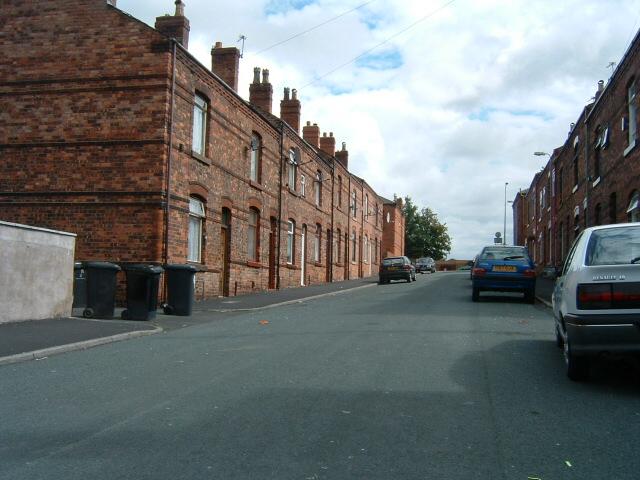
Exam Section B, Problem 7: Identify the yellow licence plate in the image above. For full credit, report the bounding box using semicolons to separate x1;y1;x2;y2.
388;267;398;271
493;265;516;272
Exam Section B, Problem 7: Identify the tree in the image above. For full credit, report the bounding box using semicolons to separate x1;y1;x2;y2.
402;196;451;260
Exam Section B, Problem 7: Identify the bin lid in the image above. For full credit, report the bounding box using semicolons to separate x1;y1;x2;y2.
122;264;164;274
74;262;84;268
165;264;199;272
84;261;121;271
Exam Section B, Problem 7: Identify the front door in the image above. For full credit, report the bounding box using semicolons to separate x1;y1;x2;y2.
268;217;277;289
301;225;307;286
220;208;231;296
326;228;331;282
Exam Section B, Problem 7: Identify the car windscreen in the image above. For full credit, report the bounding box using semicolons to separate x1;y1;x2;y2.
416;258;428;263
480;247;528;261
585;226;640;265
382;258;404;266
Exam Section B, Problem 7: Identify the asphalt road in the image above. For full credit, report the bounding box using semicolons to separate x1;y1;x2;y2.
2;273;640;479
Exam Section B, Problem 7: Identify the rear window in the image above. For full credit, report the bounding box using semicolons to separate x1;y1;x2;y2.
382;257;404;266
585;226;640;265
480;247;528;261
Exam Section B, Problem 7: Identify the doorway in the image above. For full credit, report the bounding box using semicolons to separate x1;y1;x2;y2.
220;208;231;296
301;224;307;286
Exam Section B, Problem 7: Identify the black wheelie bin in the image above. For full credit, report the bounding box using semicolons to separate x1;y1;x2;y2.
163;264;197;316
121;264;163;321
83;261;121;318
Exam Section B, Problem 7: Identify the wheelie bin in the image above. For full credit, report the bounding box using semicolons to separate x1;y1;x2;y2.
121;264;163;321
73;262;87;308
163;264;198;316
83;261;121;318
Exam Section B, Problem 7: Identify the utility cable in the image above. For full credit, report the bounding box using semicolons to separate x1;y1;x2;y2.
302;0;457;88
252;1;377;56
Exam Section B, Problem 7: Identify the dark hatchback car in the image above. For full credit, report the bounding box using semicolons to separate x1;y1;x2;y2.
471;246;536;303
379;256;416;284
415;257;436;273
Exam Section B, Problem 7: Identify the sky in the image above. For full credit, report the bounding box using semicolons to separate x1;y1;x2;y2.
119;0;640;259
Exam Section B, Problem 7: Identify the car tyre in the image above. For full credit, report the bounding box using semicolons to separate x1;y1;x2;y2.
472;287;480;302
564;339;589;381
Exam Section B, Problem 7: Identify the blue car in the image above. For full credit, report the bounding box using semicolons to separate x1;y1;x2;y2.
471;245;536;303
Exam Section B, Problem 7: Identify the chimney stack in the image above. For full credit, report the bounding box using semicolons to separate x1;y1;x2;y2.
302;121;320;148
280;87;301;133
319;132;336;156
211;41;240;91
155;0;190;48
335;142;349;169
249;67;273;113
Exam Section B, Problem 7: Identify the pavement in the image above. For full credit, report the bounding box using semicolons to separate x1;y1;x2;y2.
0;276;378;366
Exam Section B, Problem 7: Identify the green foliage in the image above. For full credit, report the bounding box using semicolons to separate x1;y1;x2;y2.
402;196;451;260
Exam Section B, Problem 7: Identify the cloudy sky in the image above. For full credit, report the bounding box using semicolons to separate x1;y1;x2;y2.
120;0;640;259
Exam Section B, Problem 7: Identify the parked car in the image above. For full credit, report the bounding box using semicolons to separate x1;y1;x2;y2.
471;246;536;302
379;256;416;283
415;257;436;273
552;223;640;381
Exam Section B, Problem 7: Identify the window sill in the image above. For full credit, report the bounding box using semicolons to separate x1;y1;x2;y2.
287;187;298;197
246;260;261;268
191;151;211;166
249;180;263;191
624;140;636;157
571;185;578;194
592;176;601;188
315;205;323;211
284;263;298;270
314;261;323;267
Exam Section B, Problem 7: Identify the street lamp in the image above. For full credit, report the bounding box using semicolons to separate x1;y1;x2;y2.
503;182;508;245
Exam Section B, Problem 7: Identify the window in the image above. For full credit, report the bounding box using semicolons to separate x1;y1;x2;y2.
288;149;297;190
250;134;261;182
573;154;579;188
628;80;637;147
286;220;295;264
337;176;342;207
300;175;306;197
314;224;321;262
248;208;259;261
315;171;322;207
627;191;640;222
351;230;356;262
375;204;379;226
558;167;563;204
364;195;369;220
363;235;369;263
374;238;378;263
192;94;207;156
336;229;342;263
593;126;602;180
188;197;205;262
351;190;357;218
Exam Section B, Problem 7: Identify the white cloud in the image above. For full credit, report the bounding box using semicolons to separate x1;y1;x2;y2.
119;0;640;258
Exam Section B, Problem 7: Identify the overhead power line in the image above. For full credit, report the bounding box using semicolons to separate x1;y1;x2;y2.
302;0;458;88
252;1;377;56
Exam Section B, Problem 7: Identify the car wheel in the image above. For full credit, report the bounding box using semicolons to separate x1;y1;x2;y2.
472;287;480;302
524;288;535;304
555;325;563;348
406;275;411;283
564;338;589;381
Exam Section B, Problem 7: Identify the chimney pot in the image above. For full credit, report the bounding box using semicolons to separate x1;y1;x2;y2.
214;41;222;48
252;67;261;84
335;141;348;168
262;69;270;84
292;88;297;100
175;0;185;16
283;87;290;100
306;121;311;126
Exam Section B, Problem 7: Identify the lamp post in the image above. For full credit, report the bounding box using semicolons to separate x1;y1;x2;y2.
503;182;508;245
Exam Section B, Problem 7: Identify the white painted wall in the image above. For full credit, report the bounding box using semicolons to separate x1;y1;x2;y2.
0;221;76;323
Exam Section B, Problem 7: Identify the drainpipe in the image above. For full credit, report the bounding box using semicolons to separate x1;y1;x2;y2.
346;175;351;279
276;122;284;289
583;115;590;228
329;160;335;282
163;40;177;279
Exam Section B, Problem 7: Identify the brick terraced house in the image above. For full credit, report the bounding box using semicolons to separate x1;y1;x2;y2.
515;28;640;271
0;0;404;299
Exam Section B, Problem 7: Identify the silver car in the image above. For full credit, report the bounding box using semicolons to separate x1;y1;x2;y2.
552;223;640;381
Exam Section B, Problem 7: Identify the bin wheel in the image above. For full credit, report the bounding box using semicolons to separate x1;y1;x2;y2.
163;305;174;315
121;310;130;320
83;308;94;318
